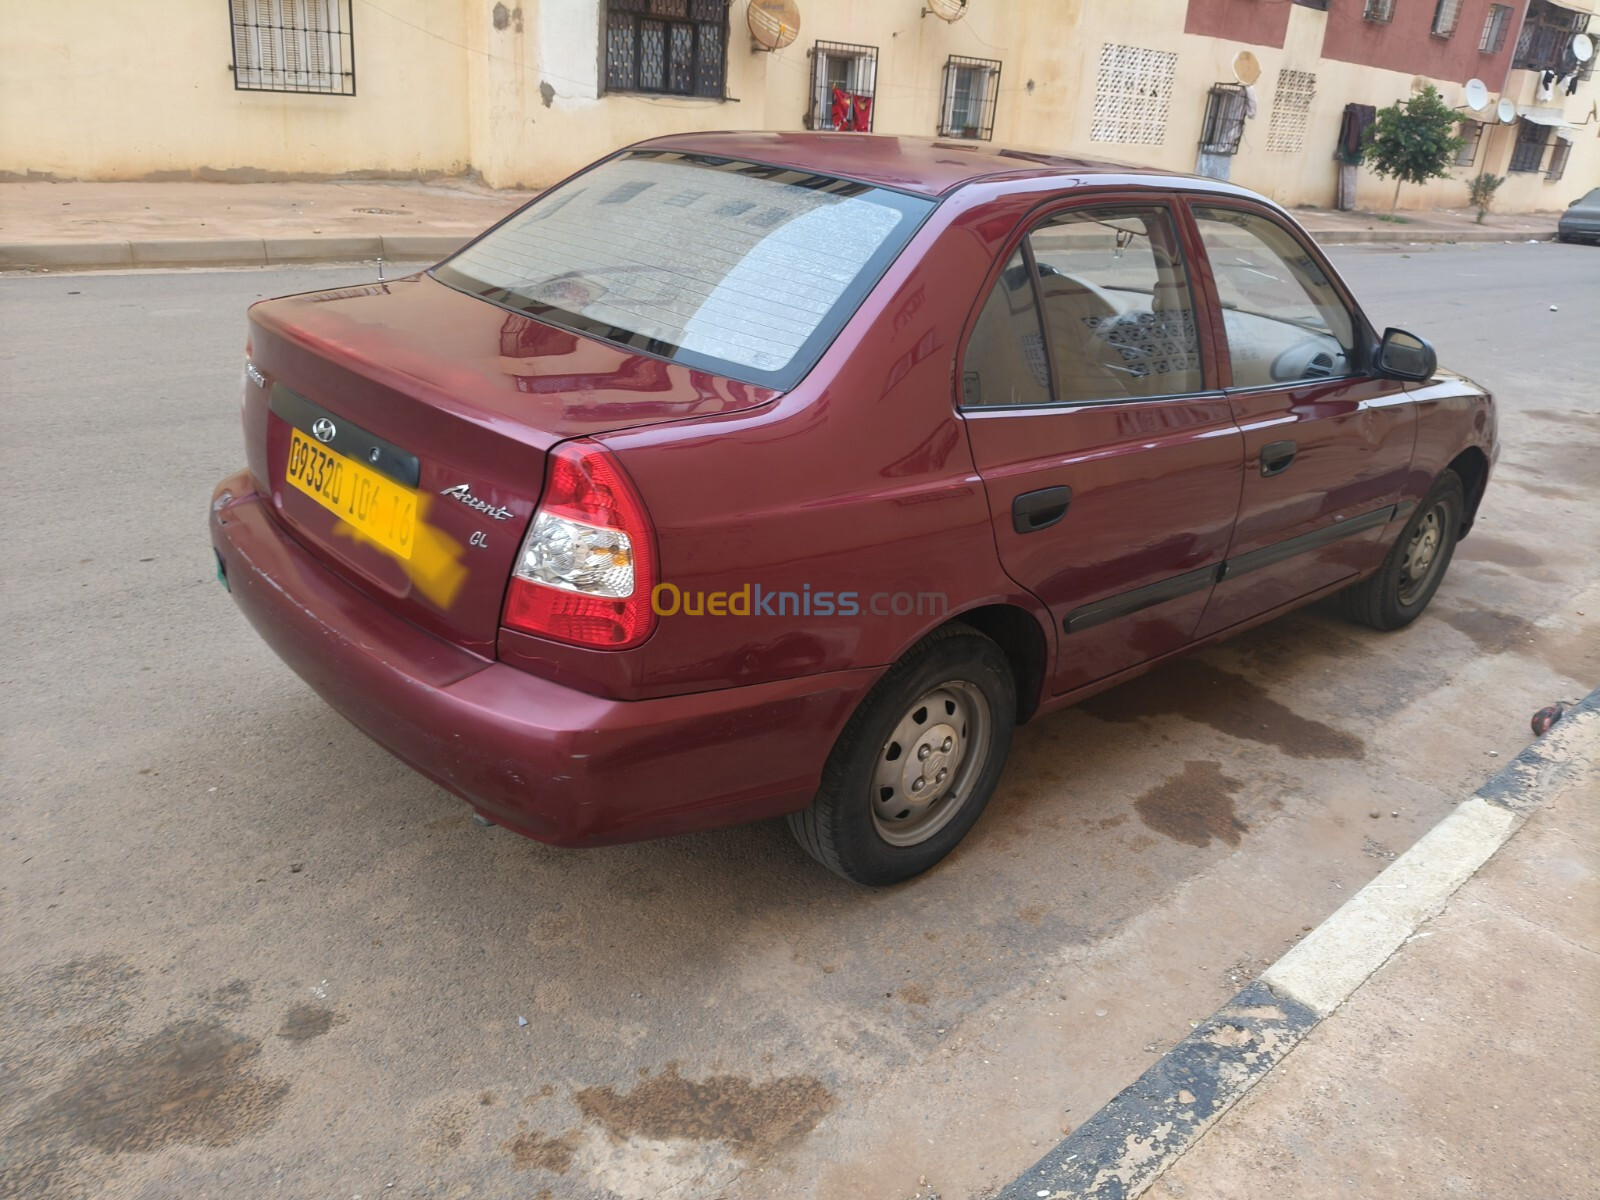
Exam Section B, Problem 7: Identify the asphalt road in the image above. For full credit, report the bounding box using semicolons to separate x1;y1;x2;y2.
3;243;1597;1200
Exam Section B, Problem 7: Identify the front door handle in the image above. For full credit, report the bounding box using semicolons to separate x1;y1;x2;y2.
1012;486;1073;534
1260;440;1298;477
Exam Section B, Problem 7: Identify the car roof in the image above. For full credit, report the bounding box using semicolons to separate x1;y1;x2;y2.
631;130;1259;201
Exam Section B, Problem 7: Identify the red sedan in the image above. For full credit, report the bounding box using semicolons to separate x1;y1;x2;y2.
210;133;1495;884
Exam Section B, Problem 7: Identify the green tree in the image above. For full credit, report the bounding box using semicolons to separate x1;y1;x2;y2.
1361;86;1466;215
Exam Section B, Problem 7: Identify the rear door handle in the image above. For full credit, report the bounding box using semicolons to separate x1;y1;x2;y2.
1012;486;1073;534
1260;440;1298;477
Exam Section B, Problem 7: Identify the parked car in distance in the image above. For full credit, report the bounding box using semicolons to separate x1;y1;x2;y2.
210;133;1496;885
1557;186;1600;244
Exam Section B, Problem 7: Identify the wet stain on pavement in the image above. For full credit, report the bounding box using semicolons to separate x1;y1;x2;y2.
1082;659;1365;760
503;1128;579;1173
1135;761;1248;849
1454;535;1545;569
276;1004;342;1043
1440;606;1541;655
575;1065;834;1156
8;1019;288;1195
898;983;931;1005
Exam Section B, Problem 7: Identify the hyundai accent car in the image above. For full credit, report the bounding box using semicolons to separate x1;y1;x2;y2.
1557;186;1600;244
210;133;1495;884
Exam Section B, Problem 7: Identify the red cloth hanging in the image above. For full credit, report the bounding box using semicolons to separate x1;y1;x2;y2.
852;94;873;132
831;86;854;131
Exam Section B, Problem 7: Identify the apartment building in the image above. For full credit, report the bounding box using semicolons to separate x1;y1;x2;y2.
3;1;1594;212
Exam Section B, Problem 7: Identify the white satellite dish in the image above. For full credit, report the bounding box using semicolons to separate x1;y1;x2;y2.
922;0;969;21
1574;33;1594;63
1464;78;1490;112
1496;97;1518;124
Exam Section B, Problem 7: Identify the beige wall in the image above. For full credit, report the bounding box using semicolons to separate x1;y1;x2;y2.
0;0;472;180
2;0;1595;211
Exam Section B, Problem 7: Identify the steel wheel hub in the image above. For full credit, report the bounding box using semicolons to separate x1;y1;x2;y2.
1399;504;1448;605
871;682;991;847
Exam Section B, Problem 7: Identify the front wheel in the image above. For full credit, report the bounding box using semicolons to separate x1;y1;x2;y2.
1340;470;1464;631
787;624;1017;885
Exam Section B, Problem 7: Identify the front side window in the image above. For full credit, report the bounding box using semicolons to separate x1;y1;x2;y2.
434;153;933;390
940;56;1001;140
961;206;1202;408
604;0;727;98
1193;207;1358;388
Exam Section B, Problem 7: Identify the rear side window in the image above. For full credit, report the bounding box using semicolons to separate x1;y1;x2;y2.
961;203;1203;409
434;151;933;390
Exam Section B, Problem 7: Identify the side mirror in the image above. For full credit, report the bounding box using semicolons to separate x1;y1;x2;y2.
1377;328;1437;381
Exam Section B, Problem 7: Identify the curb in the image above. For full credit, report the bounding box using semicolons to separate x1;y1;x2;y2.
999;685;1599;1200
0;227;1556;272
0;233;472;271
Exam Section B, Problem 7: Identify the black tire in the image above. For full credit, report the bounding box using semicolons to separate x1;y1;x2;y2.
1340;470;1464;631
787;623;1016;885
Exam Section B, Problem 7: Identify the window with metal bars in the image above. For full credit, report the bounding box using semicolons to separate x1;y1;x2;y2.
808;41;878;130
603;0;728;99
1364;0;1397;23
1431;0;1463;36
1514;0;1593;74
1509;119;1550;172
939;56;1002;140
1199;84;1249;156
1455;120;1483;165
1545;138;1572;180
229;0;354;95
1480;4;1513;52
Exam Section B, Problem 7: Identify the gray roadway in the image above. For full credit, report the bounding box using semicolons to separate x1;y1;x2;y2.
2;242;1597;1200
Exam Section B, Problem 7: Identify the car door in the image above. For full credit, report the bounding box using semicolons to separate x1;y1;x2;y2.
1186;201;1416;639
959;198;1244;696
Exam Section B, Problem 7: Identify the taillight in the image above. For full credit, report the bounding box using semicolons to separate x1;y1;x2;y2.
502;440;658;649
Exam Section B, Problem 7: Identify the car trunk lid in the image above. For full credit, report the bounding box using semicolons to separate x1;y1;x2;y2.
246;272;777;656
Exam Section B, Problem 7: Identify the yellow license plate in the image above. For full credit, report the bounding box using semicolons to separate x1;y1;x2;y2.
286;428;417;560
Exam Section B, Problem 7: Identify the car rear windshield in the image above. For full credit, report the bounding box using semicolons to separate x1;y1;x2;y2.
432;150;935;390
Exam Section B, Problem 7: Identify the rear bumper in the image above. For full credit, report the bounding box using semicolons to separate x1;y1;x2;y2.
209;472;877;846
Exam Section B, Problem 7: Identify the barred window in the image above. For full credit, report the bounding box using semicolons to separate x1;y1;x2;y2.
1480;4;1513;52
604;0;728;98
230;0;354;95
1363;0;1396;22
1514;0;1593;74
1455;120;1483;166
1546;137;1572;181
1432;0;1463;37
940;56;1001;140
808;41;878;131
1199;84;1248;156
1509;118;1550;172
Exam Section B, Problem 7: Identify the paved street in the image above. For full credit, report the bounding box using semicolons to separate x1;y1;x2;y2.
2;242;1596;1200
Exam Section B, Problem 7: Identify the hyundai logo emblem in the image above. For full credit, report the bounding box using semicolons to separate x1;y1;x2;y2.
311;418;337;444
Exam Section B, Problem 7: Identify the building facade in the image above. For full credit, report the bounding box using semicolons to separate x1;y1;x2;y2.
3;0;1595;212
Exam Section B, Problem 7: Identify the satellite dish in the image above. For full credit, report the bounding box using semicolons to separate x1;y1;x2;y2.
1497;97;1518;124
922;0;969;22
1232;51;1261;86
1574;33;1594;63
747;0;800;51
1464;78;1490;111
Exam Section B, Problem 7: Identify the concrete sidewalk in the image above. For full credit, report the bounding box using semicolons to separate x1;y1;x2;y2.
1003;690;1598;1200
0;177;1563;271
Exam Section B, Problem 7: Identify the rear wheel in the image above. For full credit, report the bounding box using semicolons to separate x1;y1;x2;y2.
788;624;1016;885
1340;470;1464;631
